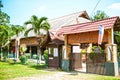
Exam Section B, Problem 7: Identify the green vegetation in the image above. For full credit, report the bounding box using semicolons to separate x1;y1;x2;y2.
43;50;48;65
0;1;25;61
0;61;48;80
24;15;50;64
0;61;120;80
90;10;109;21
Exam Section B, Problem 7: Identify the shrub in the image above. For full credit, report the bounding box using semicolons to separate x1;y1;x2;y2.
43;50;48;65
25;53;31;59
19;55;27;64
33;54;37;59
89;46;104;63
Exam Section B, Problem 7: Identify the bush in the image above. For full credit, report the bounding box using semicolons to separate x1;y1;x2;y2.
25;53;31;59
43;50;48;65
19;55;27;64
33;54;37;59
3;56;8;62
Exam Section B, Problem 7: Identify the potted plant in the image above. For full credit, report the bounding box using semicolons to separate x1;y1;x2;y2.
81;49;87;63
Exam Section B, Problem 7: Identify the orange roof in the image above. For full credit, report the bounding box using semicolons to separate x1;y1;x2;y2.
56;16;119;35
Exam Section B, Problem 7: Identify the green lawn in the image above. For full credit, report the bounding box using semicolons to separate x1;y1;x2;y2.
0;60;120;80
0;61;49;80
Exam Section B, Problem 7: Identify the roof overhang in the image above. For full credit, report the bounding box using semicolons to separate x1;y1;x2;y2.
56;16;119;35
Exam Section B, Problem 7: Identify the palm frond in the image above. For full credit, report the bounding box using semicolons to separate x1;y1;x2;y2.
24;15;50;37
24;28;34;37
39;17;47;25
24;21;32;25
41;22;50;31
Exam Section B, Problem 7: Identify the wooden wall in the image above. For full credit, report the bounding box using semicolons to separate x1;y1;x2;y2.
12;37;38;46
67;31;108;44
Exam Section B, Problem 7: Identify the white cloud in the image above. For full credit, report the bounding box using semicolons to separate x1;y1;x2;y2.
107;3;120;10
105;3;120;17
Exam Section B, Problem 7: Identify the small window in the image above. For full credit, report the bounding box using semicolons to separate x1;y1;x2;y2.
72;46;80;53
48;48;58;57
48;48;54;57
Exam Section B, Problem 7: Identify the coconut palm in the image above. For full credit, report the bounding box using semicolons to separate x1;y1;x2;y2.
0;24;14;60
11;25;25;60
24;15;50;64
0;25;7;60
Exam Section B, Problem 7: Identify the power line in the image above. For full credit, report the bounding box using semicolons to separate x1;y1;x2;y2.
90;0;102;16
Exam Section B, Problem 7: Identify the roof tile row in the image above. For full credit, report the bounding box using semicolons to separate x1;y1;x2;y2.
56;16;119;35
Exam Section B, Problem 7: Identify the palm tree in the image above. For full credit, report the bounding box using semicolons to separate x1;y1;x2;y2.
0;24;14;60
11;25;25;61
0;25;7;60
24;15;50;64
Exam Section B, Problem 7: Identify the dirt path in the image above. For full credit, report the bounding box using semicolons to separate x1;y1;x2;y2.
10;69;120;80
11;71;70;80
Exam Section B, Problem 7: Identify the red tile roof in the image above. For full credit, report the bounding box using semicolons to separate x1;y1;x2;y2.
56;16;119;35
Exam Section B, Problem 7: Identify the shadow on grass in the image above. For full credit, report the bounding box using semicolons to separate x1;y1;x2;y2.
29;64;48;70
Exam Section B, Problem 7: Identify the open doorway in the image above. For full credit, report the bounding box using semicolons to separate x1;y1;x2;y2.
70;44;88;72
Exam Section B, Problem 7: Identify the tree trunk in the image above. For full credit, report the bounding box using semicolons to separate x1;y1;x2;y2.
37;46;41;64
0;47;2;60
15;37;19;61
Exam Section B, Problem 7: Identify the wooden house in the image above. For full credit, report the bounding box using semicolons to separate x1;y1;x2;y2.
11;11;90;62
56;16;120;76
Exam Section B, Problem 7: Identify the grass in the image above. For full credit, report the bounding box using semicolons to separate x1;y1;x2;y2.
0;60;120;80
0;60;49;80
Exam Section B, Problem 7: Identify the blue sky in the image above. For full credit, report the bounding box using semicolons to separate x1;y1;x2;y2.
2;0;120;25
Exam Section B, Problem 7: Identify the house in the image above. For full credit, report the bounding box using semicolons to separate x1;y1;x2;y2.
11;11;90;60
45;11;91;68
56;16;120;76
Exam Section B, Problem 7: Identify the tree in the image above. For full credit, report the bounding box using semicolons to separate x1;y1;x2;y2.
0;25;7;60
0;24;14;60
24;15;50;64
0;1;11;60
0;1;10;25
114;31;120;54
90;10;109;21
11;25;25;60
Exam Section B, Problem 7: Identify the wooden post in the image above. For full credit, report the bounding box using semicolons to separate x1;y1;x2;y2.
105;28;119;76
64;34;71;59
107;28;114;44
61;34;70;71
30;46;32;59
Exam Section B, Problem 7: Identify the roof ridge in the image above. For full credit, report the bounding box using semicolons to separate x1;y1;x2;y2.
91;16;119;22
49;10;87;21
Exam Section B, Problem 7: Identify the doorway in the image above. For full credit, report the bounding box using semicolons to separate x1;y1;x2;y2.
70;45;87;72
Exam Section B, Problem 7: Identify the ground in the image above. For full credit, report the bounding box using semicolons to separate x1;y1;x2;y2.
0;60;119;80
11;68;120;80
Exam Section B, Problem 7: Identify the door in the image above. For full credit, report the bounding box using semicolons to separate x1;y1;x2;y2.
70;45;82;70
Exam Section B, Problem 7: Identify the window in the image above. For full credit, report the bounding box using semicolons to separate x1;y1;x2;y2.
48;48;58;57
72;46;80;53
48;48;54;57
